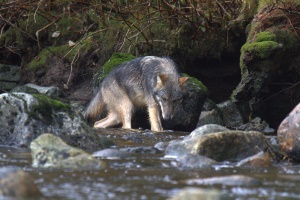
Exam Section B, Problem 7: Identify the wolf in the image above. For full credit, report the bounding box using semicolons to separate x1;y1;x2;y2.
83;56;189;131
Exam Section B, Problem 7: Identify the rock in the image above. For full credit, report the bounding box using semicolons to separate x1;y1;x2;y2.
162;75;208;131
231;4;300;128
176;154;217;168
0;166;42;197
238;117;275;134
189;124;229;139
237;151;272;167
169;187;227;200
185;175;260;186
197;109;224;127
12;83;62;98
0;64;20;91
120;146;161;154
165;124;229;157
166;125;266;162
217;100;244;128
92;149;131;159
201;98;219;111
197;99;224;127
277;103;300;162
30;134;107;169
154;141;169;151
0;92;107;150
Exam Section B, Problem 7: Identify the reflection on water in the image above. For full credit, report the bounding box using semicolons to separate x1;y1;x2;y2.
1;130;300;200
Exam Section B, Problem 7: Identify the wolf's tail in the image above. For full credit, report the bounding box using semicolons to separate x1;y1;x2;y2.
83;89;105;121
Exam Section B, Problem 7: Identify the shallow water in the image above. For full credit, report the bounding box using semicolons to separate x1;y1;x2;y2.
1;129;300;200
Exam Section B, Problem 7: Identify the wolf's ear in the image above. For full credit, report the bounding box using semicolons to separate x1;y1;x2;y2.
157;74;168;88
179;77;189;86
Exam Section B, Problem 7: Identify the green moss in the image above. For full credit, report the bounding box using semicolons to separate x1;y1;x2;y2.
182;73;208;93
255;32;276;42
93;53;136;87
29;94;71;123
242;41;279;59
26;37;93;70
26;48;50;69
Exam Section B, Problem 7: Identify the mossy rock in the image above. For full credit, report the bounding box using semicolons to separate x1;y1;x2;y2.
30;133;107;170
26;36;93;70
255;31;276;42
182;73;208;93
242;41;279;60
92;53;136;88
29;94;71;123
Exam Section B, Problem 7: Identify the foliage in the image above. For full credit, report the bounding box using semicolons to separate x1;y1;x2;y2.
0;0;245;63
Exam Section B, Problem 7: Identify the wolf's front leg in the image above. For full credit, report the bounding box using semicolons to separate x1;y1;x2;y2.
148;105;163;132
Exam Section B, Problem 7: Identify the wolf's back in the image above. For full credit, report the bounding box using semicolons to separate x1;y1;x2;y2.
83;89;105;121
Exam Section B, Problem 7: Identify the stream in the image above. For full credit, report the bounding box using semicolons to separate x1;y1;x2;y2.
1;128;300;200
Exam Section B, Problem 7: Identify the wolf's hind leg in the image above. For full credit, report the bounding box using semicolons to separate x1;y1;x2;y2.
94;112;121;128
148;105;163;132
120;101;134;129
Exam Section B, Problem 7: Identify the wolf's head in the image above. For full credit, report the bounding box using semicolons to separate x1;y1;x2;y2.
154;74;189;120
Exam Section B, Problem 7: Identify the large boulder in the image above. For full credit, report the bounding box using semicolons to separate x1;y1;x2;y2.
163;75;208;131
0;92;106;150
277;103;300;162
165;124;266;162
231;2;300;128
30;134;107;170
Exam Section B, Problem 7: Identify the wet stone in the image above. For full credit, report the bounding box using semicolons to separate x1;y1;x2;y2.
120;146;162;154
30;133;107;170
0;166;42;198
277;103;300;162
185;175;260;186
176;154;217;168
92;148;131;159
170;187;228;200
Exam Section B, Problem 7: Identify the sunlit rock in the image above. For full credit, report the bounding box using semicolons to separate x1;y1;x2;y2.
170;187;227;200
30;133;107;170
185;175;260;186
277;103;300;162
166;124;266;162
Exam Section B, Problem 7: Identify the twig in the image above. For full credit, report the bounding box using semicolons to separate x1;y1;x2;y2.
66;47;80;87
35;16;61;50
34;0;44;23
